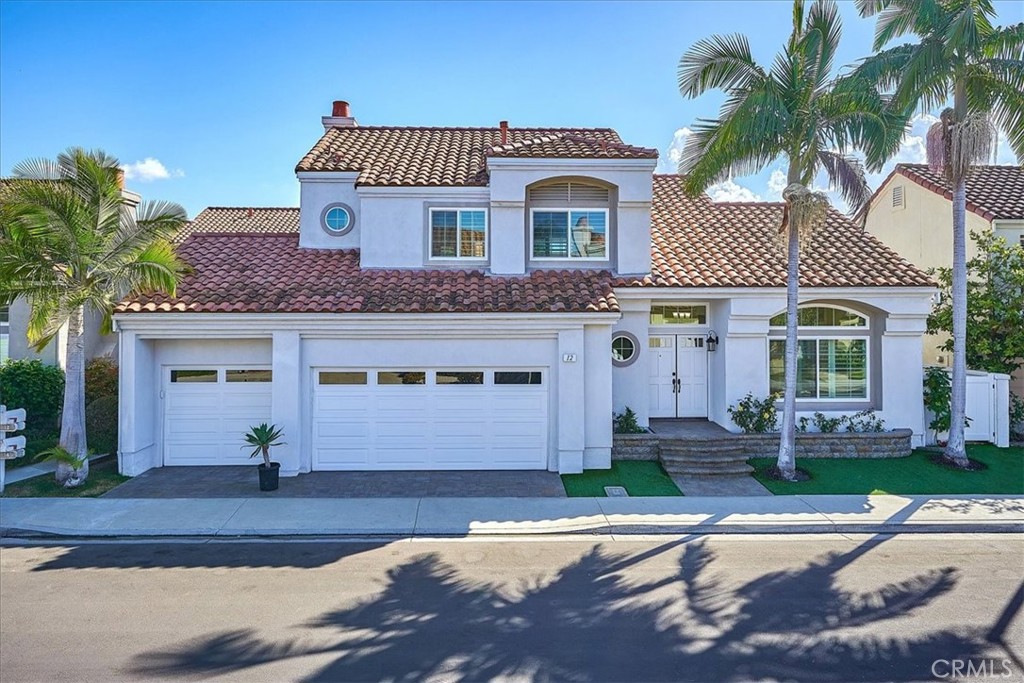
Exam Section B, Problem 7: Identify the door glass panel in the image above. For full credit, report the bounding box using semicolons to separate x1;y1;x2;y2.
649;337;673;348
650;305;707;325
226;369;272;383
436;371;484;385
378;371;426;385
494;371;543;385
170;370;217;383
319;371;367;385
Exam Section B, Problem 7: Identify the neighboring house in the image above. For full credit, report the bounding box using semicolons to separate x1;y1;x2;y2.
112;101;935;477
863;163;1024;397
1;181;142;369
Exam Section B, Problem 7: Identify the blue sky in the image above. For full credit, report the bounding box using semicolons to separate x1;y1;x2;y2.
1;0;1020;216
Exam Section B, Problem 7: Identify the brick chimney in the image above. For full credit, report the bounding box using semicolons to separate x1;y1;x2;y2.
322;100;358;130
500;120;508;145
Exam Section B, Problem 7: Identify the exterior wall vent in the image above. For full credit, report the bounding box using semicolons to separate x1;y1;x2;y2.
528;182;610;205
892;185;905;209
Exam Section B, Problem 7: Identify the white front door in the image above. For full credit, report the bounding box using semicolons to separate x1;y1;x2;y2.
648;335;708;418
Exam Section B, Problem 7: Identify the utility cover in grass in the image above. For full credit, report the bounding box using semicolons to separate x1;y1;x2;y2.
750;445;1023;496
562;461;682;497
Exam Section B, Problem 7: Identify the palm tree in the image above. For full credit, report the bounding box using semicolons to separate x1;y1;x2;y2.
854;0;1024;468
0;148;187;486
676;0;905;479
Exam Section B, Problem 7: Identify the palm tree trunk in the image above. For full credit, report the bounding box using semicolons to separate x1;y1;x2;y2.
55;306;89;486
945;176;969;466
776;164;802;481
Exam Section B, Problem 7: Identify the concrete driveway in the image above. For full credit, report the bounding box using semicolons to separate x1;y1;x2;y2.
101;466;567;498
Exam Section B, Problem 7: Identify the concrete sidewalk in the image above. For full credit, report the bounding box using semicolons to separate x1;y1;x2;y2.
1;494;1022;537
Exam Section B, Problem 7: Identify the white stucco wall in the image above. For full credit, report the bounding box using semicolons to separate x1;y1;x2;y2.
612;288;934;446
114;314;616;477
297;172;361;250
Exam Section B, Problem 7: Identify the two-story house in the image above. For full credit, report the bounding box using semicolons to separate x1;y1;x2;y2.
112;101;935;477
864;163;1024;398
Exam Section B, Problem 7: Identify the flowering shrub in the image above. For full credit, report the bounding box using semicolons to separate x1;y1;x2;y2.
727;393;779;433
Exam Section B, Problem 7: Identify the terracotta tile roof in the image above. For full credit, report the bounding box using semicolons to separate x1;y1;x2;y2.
120;176;933;315
890;164;1024;221
117;233;619;314
295;126;643;185
617;175;934;288
487;133;657;160
176;207;299;241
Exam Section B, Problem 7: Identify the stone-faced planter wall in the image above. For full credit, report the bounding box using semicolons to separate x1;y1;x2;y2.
611;432;660;460
612;428;914;461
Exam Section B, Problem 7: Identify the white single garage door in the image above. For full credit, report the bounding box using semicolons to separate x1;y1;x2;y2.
163;368;273;465
313;369;548;470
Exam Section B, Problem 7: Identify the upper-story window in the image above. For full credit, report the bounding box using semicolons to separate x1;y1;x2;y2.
529;181;612;261
430;208;487;259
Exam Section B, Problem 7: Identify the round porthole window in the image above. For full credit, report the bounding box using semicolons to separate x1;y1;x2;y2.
320;203;355;236
612;333;639;367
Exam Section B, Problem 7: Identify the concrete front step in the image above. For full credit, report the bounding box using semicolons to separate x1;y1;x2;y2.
660;450;748;464
663;462;755;476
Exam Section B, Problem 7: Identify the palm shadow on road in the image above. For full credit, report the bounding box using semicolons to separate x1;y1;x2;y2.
126;537;999;682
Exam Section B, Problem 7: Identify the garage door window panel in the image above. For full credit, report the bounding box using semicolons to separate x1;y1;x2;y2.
437;371;484;385
378;371;427;385
319;371;368;385
226;369;272;383
171;369;218;383
494;371;543;385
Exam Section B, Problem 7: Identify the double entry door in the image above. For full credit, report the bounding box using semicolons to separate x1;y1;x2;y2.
649;335;708;418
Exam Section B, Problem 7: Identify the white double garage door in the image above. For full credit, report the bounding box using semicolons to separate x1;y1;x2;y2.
163;367;549;470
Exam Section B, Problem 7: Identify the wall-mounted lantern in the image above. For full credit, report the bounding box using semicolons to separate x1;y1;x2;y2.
706;330;719;353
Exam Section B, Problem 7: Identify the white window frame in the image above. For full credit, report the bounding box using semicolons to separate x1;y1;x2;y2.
428;208;488;261
767;336;870;402
768;304;870;330
529;208;610;262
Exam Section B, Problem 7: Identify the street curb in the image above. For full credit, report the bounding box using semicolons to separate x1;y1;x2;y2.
3;522;1022;540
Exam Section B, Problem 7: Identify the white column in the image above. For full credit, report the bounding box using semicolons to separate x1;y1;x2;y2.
583;324;612;469
489;202;527;274
118;331;158;475
556;328;585;473
271;331;304;476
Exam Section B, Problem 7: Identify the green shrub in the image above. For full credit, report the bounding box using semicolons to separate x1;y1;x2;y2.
922;366;971;433
1010;393;1024;440
86;395;119;456
845;409;886;433
85;358;118;406
728;393;779;433
812;412;845;433
613;407;646;434
21;425;60;462
0;359;65;429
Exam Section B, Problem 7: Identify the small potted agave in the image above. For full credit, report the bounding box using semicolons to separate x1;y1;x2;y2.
243;423;284;491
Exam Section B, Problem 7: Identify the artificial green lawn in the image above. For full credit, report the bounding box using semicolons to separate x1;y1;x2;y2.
1;457;129;498
750;445;1023;495
562;460;683;497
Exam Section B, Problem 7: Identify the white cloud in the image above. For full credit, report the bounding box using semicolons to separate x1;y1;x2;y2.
706;179;762;202
657;127;694;174
120;158;185;182
767;168;788;199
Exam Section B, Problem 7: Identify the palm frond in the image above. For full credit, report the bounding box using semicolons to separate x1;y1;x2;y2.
677;34;765;98
817;151;871;214
873;0;937;49
800;0;843;90
855;0;887;17
944;0;994;58
981;21;1024;61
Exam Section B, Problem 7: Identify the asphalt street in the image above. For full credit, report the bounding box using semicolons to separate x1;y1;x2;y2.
1;533;1022;682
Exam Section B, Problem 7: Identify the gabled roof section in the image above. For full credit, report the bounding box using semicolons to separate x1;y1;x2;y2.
878;163;1024;221
620;175;934;288
486;133;658;160
295;126;644;186
117;234;619;314
176;207;299;241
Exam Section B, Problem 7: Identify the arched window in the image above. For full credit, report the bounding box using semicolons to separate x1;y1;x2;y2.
768;305;870;401
529;180;612;261
769;305;868;328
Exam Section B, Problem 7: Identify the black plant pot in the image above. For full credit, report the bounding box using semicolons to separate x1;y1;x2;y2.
258;462;280;491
